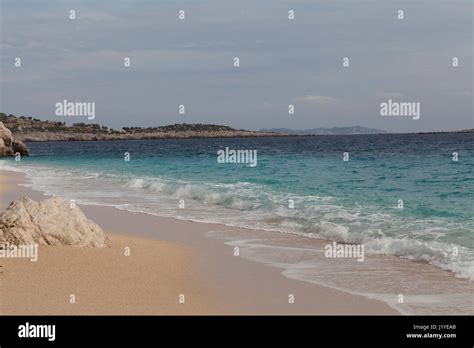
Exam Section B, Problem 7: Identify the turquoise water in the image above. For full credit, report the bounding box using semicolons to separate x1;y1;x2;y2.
1;133;473;279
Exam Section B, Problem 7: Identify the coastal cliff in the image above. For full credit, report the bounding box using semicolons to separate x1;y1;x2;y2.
0;121;30;156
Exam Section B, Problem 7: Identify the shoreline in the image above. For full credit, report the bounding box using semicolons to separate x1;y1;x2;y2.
17;133;289;143
2;168;473;315
16;130;474;143
0;170;401;315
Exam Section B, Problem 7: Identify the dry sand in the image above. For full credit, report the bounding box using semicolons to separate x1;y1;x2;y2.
0;171;397;315
1;234;220;315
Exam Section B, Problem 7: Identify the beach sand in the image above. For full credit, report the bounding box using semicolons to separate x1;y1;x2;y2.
1;234;219;315
0;171;400;314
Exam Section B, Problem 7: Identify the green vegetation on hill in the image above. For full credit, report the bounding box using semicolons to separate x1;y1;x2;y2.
0;113;278;142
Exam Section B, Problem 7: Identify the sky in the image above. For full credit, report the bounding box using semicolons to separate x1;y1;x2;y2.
0;0;472;132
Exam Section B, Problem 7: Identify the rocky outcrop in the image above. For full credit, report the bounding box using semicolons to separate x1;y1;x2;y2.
0;197;108;247
0;122;13;156
1;113;284;142
12;140;30;155
0;121;30;156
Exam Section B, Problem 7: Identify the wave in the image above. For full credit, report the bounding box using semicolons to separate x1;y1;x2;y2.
1;160;473;280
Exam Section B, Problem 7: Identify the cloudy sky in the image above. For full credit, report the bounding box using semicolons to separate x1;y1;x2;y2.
1;0;472;132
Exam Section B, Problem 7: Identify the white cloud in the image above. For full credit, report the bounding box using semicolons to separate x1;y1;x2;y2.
293;95;337;105
376;91;406;99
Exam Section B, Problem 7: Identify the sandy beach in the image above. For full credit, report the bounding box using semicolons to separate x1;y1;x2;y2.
0;171;401;315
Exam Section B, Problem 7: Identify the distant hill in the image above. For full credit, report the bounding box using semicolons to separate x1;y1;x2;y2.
260;126;387;135
0;113;283;142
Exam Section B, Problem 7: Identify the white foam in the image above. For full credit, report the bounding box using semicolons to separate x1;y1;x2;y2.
2;160;473;281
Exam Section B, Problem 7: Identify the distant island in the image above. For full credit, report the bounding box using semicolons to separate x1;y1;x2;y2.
0;113;282;142
260;126;387;135
262;126;474;135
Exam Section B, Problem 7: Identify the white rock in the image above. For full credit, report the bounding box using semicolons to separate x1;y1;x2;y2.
0;197;108;247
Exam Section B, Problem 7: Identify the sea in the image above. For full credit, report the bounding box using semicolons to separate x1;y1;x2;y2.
1;133;473;313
